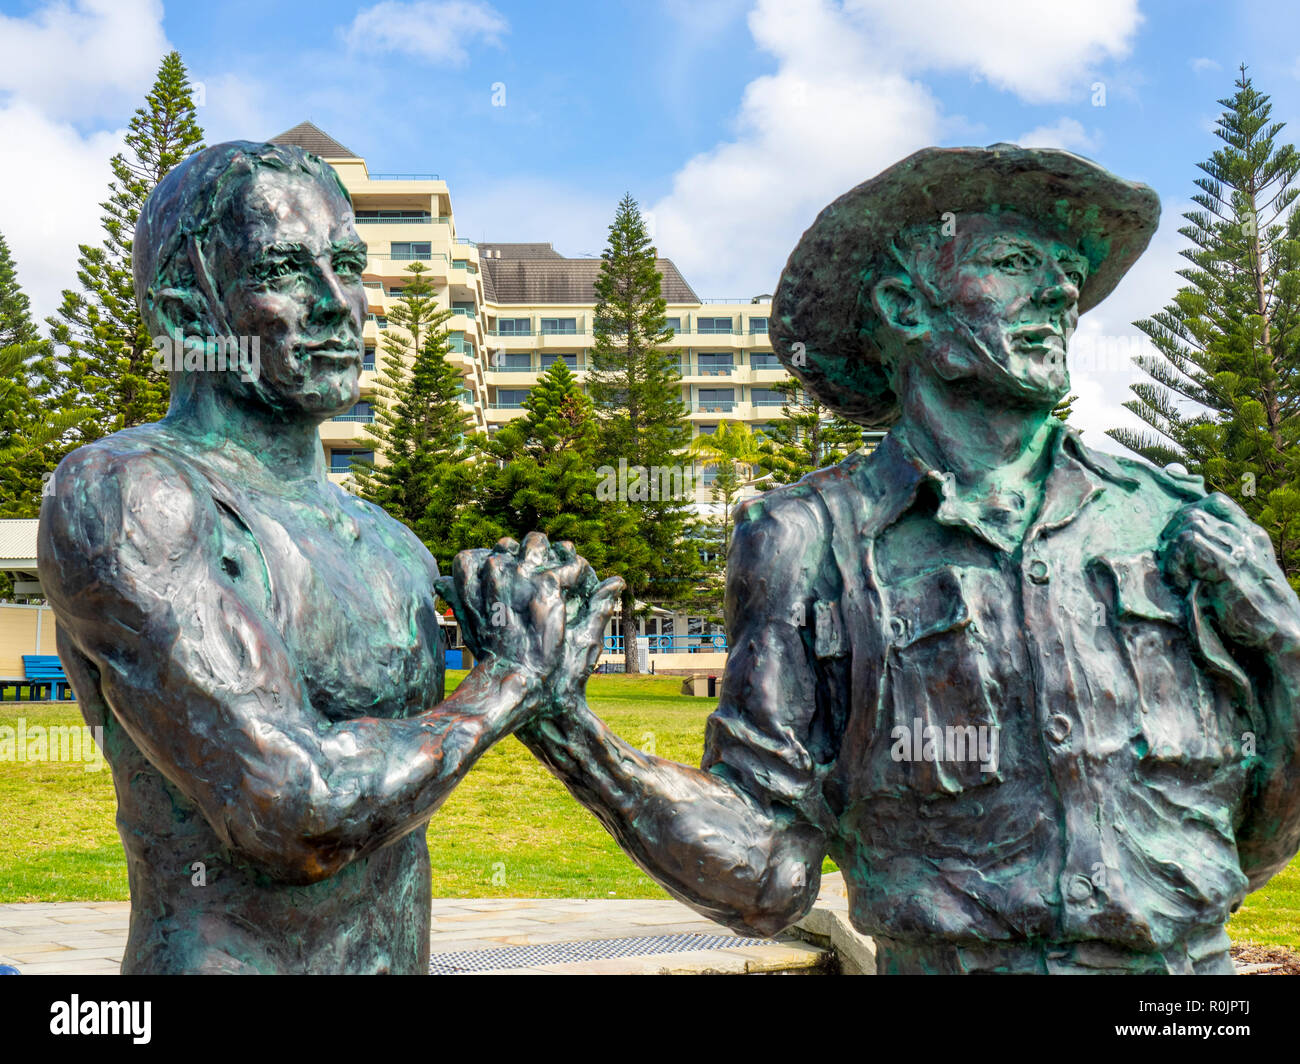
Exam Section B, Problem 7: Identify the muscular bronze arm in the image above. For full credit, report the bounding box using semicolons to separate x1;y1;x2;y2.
39;443;553;886
511;503;832;938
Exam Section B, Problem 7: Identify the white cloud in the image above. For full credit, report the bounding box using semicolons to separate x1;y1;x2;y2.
0;0;176;324
342;0;507;65
1191;57;1221;75
1016;117;1099;154
839;0;1142;104
652;0;1140;299
0;0;169;123
0;101;121;325
1064;199;1196;457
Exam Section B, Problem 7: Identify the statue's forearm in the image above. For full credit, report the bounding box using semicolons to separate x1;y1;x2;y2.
516;697;825;937
261;659;537;879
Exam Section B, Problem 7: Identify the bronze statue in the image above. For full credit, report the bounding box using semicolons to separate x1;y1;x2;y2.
36;141;617;974
450;144;1300;974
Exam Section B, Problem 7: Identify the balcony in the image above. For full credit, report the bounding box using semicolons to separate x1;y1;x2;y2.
693;401;736;413
488;327;533;337
369;172;440;180
355;212;434;225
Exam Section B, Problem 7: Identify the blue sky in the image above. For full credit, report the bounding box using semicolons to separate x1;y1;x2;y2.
2;0;1300;450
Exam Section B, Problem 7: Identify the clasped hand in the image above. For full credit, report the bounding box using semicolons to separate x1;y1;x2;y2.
435;531;624;712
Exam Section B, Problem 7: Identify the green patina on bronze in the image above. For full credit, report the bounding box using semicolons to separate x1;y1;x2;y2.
466;144;1300;975
36;142;598;974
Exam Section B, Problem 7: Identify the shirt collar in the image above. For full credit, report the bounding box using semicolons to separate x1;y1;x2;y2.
850;420;1136;551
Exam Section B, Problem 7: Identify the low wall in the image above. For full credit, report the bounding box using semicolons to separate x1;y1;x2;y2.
0;604;60;677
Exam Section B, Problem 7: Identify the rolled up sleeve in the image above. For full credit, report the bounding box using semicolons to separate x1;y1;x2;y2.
701;491;841;834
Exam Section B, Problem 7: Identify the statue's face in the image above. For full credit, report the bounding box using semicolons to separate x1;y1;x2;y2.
212;168;366;420
899;212;1088;408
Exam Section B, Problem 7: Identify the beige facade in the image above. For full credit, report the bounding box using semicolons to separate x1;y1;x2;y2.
268;125;789;505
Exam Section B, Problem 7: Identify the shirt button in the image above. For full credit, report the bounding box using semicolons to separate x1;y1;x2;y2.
1027;559;1050;584
1046;714;1072;742
1068;875;1094;901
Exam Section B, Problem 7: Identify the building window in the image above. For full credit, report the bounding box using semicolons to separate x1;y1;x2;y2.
330;449;374;473
696;424;717;435
696;316;733;334
496;388;530;408
540;353;578;370
499;352;532;370
697;388;734;411
391;241;431;260
363;346;376;371
334;401;374;423
388;287;405;298
750;351;780;368
540;317;577;335
452;302;476;316
749;316;769;334
697;353;734;373
498;318;531;335
665;317;681;333
750;387;787;406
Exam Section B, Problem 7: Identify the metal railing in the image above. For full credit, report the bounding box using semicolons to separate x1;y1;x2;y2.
488;328;533;337
694;401;736;412
331;414;375;422
602;634;728;654
369;172;441;180
355;214;433;224
455;237;478;247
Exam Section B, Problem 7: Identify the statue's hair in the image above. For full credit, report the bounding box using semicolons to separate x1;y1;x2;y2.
133;141;351;337
852;222;950;378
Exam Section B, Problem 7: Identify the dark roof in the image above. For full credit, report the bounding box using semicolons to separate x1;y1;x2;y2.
479;243;565;260
479;247;700;304
268;121;357;159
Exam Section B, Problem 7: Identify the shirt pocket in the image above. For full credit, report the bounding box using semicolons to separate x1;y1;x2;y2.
874;566;1001;796
1090;551;1232;769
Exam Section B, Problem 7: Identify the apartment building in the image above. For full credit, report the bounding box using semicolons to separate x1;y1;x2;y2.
269;122;817;663
269;123;791;506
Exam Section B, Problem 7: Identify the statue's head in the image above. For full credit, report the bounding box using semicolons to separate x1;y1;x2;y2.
771;144;1161;429
866;211;1091;412
134;140;366;423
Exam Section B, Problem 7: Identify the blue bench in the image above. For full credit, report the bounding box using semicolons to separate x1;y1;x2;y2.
21;655;73;702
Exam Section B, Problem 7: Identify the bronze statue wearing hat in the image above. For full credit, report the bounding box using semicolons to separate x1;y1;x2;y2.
458;144;1300;974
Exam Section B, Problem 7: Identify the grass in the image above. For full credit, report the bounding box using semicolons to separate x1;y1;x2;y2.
1;673;1297;949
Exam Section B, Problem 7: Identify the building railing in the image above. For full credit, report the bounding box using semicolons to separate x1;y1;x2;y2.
331;414;375;423
369;172;441;180
602;634;728;654
355;214;434;224
751;399;787;406
488;328;533;337
489;400;528;409
455;237;478;247
694;401;736;412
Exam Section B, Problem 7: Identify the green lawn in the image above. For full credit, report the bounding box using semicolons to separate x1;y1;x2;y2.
1;673;1297;948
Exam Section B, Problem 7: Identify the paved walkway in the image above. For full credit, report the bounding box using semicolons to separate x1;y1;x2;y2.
0;894;832;976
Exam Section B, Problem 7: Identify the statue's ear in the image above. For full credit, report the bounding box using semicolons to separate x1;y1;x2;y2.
145;285;203;339
871;277;929;342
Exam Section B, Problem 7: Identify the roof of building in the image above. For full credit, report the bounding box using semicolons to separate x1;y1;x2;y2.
268;121;358;160
478;244;700;304
480;243;565;260
0;519;38;568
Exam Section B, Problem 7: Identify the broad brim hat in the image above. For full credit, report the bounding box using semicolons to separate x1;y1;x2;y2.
770;143;1161;428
